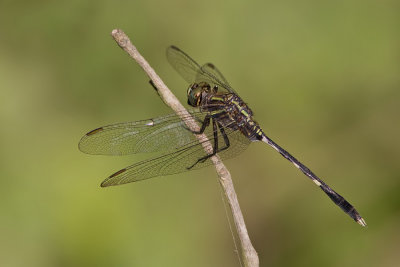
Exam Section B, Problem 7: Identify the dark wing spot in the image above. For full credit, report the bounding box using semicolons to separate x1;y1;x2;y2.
86;127;103;136
207;63;216;69
109;168;127;178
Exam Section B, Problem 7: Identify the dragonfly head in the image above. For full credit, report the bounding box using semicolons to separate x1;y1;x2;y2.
187;82;212;107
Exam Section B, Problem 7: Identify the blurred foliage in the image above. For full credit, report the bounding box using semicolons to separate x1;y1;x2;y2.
0;0;399;266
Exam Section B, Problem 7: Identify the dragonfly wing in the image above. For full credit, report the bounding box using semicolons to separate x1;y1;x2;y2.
79;111;208;155
101;142;212;186
198;63;236;94
167;46;235;94
101;123;251;186
166;46;202;84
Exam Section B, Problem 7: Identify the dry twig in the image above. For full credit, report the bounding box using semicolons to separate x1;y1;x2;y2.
111;29;259;267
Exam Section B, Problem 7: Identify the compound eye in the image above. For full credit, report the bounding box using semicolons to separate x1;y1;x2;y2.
213;85;218;93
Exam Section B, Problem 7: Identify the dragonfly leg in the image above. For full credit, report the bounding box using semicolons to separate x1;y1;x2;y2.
188;115;211;134
217;122;230;152
187;120;230;169
149;80;156;91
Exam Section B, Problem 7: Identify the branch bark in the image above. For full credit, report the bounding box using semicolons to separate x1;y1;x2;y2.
111;29;259;267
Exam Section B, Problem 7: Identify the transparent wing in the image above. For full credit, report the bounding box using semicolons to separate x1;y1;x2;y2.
100;121;251;187
166;45;202;84
199;63;231;87
79;111;211;155
79;106;235;156
167;46;235;94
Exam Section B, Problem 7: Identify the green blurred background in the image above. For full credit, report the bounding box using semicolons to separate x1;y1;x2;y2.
1;0;399;266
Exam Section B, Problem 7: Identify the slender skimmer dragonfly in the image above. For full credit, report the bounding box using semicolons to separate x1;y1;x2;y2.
79;46;366;227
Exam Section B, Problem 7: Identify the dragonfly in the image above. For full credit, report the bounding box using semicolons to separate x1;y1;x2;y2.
79;45;366;227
